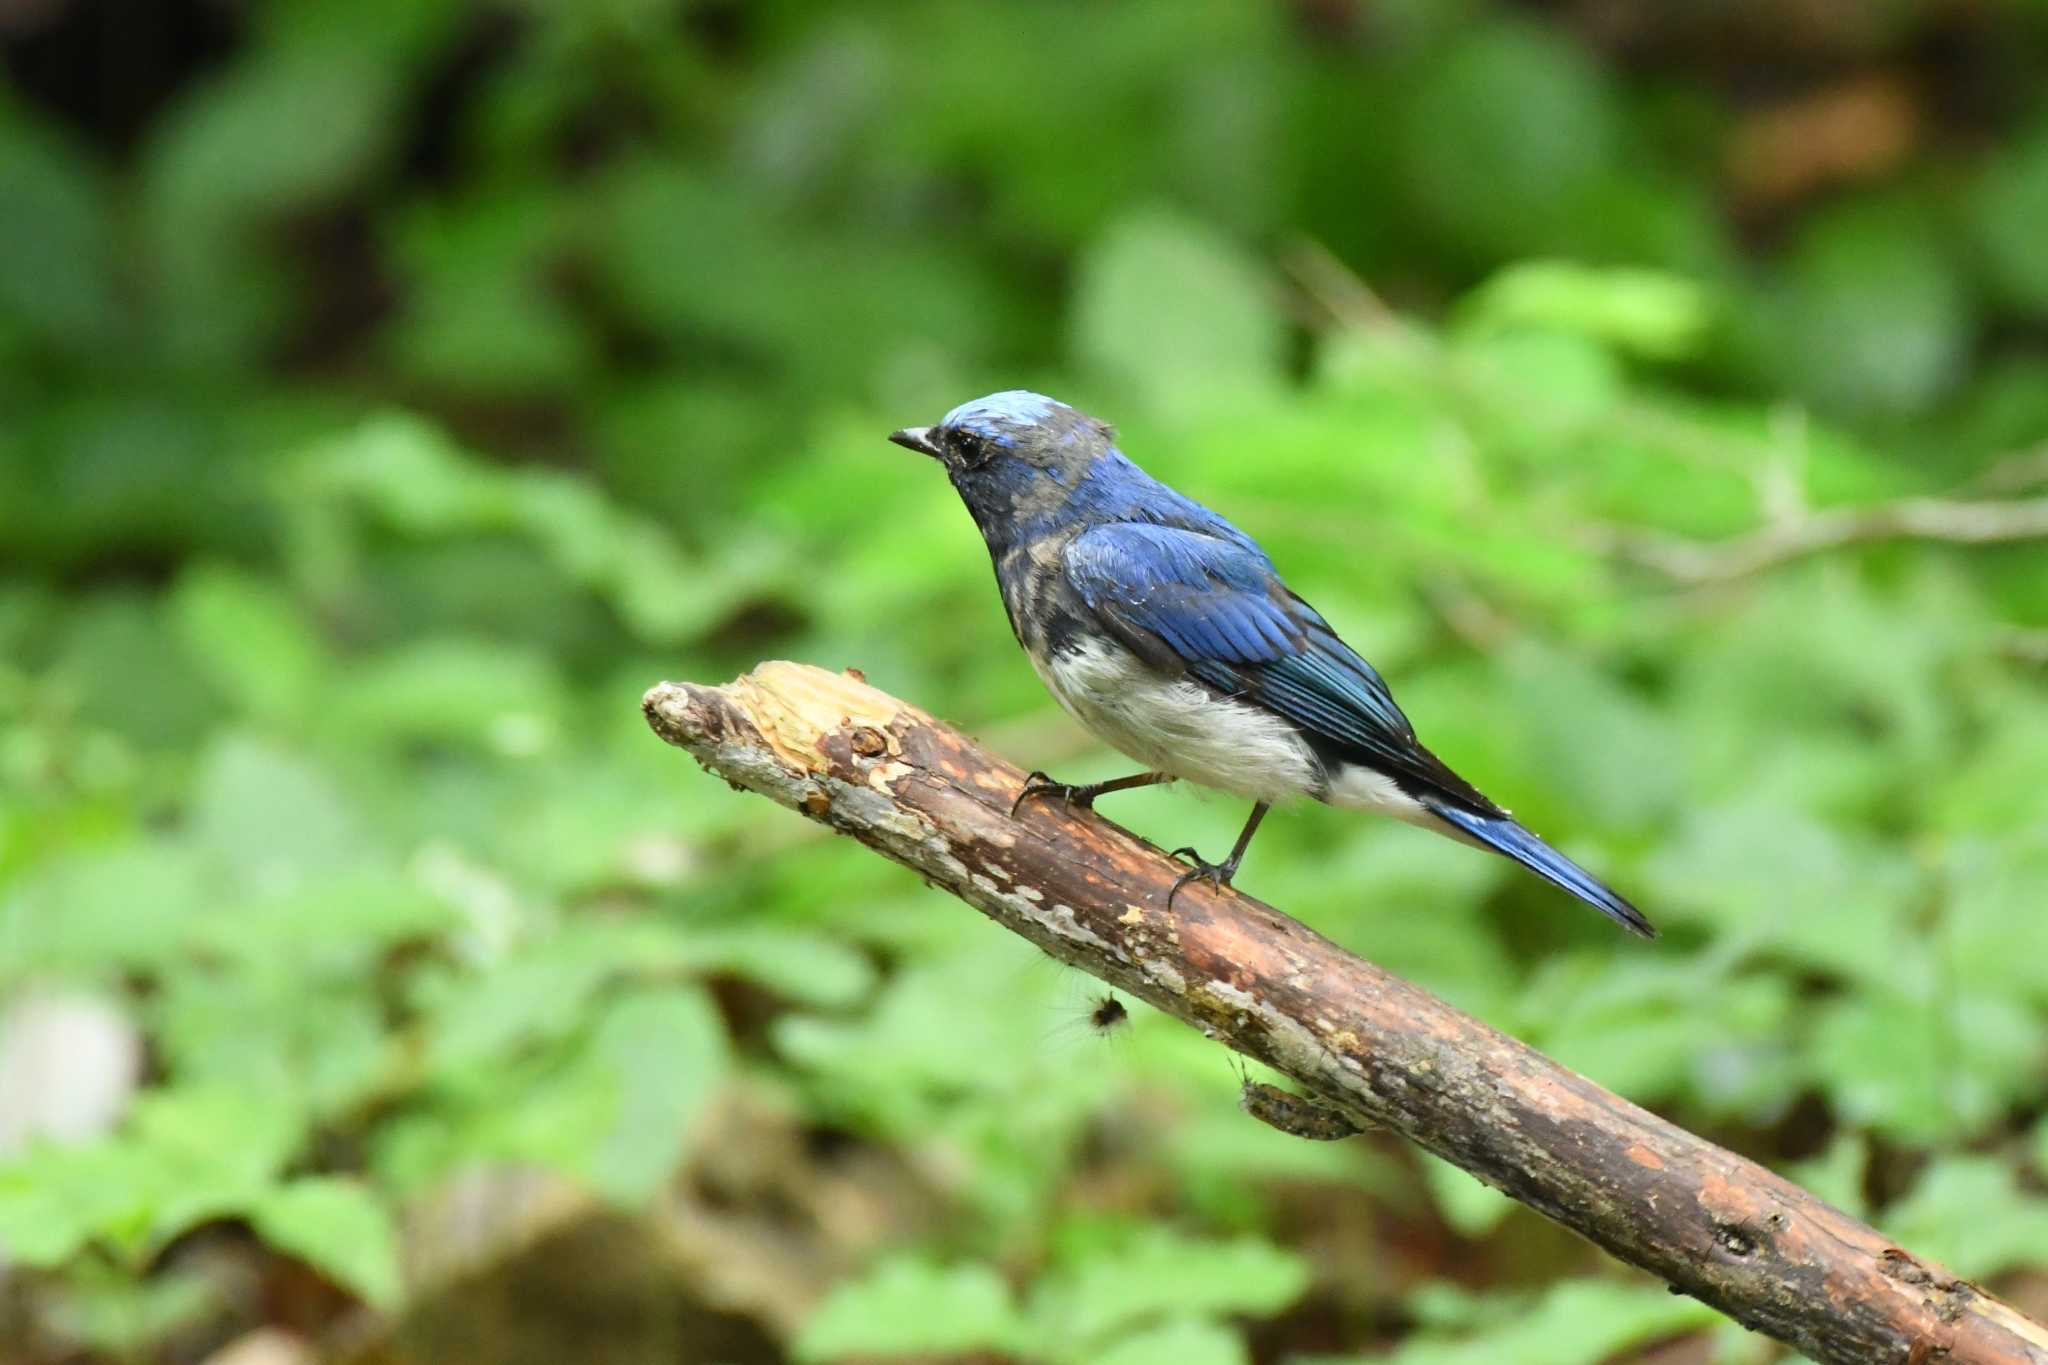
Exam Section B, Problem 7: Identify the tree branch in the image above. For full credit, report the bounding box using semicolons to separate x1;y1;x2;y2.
643;662;2048;1365
1609;495;2048;584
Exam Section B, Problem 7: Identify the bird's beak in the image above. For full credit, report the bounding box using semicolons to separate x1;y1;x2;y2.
888;426;941;459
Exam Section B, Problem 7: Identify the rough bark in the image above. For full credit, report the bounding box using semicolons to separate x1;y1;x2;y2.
643;661;2048;1365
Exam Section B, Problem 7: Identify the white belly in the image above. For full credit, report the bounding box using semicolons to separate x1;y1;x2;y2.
1030;636;1439;829
1031;637;1320;804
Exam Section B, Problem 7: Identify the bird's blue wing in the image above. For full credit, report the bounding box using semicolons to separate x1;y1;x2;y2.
1062;522;1500;813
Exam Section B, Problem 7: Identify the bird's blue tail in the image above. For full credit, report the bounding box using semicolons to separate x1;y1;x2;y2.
1425;802;1656;939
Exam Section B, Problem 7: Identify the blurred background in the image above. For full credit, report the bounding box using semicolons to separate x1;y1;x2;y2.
4;1;2048;1362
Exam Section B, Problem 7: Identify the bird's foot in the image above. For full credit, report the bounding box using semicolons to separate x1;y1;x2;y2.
1167;847;1241;908
1010;771;1096;818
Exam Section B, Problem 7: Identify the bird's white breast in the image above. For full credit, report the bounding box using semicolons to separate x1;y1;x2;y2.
1031;637;1321;805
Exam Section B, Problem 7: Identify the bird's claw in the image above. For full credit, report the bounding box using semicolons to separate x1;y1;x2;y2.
1167;846;1237;908
1010;770;1093;819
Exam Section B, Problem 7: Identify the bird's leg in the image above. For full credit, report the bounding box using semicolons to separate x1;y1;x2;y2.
1169;802;1271;907
1010;770;1171;818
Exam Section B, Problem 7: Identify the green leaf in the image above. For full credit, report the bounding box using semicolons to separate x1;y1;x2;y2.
129;1086;303;1248
1460;261;1713;361
295;414;730;643
415;938;622;1077
1879;1156;2048;1280
1808;989;2041;1143
189;734;372;896
169;563;326;723
1027;1226;1310;1348
1762;197;1972;417
774;949;1064;1128
52;592;223;747
1641;805;1917;988
579;986;730;1204
1420;1154;1516;1239
0;1140;140;1266
192;869;452;969
249;1177;403;1310
1451;328;1624;433
337;637;566;755
141;47;401;368
129;1085;300;1193
676;927;876;1008
0;838;210;977
1786;1133;1869;1220
1094;1317;1248;1365
44;1263;218;1356
1521;958;1798;1117
1400;23;1621;264
1072;208;1284;410
794;1258;1024;1362
1941;837;2048;1005
0;111;120;351
153;969;393;1119
1384;1279;1717;1365
1970;121;2048;316
384;191;595;393
0;1085;305;1268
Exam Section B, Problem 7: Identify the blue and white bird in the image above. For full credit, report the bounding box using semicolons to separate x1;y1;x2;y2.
890;391;1655;938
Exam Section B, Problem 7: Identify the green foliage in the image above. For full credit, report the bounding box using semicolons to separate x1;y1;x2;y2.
1362;1279;1721;1365
794;1258;1027;1362
246;1178;404;1310
1073;209;1287;410
794;1226;1309;1364
4;1;2048;1360
1879;1156;2048;1280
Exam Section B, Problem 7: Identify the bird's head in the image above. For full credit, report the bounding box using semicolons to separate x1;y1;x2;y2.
891;390;1115;541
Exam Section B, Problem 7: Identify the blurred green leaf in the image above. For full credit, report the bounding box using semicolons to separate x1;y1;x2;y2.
170;562;326;723
1400;22;1621;265
1522;957;1798;1116
0;1086;302;1268
1880;1156;2048;1280
337;637;567;755
384;191;596;394
794;1258;1025;1363
249;1177;403;1310
44;1264;218;1358
677;927;876;1008
1786;1133;1869;1219
1094;1317;1248;1365
1026;1226;1310;1349
0;1140;145;1267
1421;1155;1517;1239
1942;837;2048;1005
141;46;400;368
0;109;120;351
153;969;392;1119
1807;989;2041;1143
1642;804;1918;987
1382;1278;1717;1364
296;414;738;643
190;734;370;896
1761;198;1973;417
1970;121;2048;316
579;986;729;1204
1460;261;1713;361
1072;209;1285;411
0;838;209;978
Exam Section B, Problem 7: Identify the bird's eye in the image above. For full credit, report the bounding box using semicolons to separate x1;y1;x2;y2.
950;429;986;463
